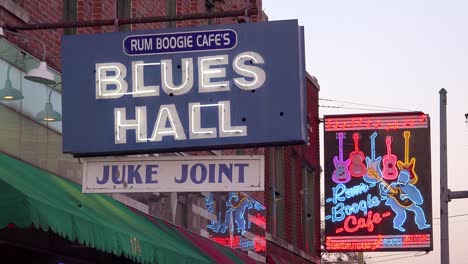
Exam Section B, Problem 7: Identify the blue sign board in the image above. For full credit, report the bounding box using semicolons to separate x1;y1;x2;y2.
62;20;306;157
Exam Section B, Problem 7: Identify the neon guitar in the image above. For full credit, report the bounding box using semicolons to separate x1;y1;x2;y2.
397;131;418;184
348;133;366;178
363;131;382;184
368;169;414;208
382;136;398;180
332;132;351;184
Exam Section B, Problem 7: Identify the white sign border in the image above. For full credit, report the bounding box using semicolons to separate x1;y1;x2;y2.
82;155;264;193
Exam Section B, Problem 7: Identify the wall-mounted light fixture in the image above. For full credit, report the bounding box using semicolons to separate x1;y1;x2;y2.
1;28;56;85
36;84;61;122
24;45;56;85
25;61;56;85
0;65;23;101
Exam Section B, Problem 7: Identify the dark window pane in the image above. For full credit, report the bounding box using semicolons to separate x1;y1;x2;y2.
270;147;285;238
304;168;317;253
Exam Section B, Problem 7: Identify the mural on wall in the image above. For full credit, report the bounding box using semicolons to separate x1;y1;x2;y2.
204;192;266;255
323;112;433;252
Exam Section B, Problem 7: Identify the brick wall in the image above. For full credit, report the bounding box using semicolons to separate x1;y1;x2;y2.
77;0;116;34
1;1;63;70
1;0;260;72
131;0;167;30
264;76;320;257
307;76;321;253
267;240;319;264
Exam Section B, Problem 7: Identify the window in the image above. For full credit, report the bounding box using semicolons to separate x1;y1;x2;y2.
63;0;77;35
176;192;189;228
304;167;317;253
117;0;131;32
167;0;176;28
270;147;284;238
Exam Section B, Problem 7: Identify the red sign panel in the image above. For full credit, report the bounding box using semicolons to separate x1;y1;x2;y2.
324;112;433;252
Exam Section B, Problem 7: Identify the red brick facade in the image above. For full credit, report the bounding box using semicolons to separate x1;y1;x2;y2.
1;0;261;71
263;75;320;263
0;0;319;263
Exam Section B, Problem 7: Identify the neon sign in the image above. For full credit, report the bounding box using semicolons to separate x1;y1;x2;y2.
324;113;428;131
249;213;266;229
324;112;433;252
212;235;266;253
205;192;266;256
325;183;380;222
337;211;390;233
62;20;307;157
397;131;418;184
326;234;431;251
332;132;351;184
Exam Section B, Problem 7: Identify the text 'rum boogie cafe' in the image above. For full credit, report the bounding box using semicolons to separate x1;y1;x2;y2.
0;19;309;263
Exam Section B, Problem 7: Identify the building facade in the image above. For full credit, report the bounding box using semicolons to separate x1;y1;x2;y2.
0;0;320;263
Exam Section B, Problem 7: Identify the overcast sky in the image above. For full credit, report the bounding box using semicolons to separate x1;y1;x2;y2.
263;1;468;263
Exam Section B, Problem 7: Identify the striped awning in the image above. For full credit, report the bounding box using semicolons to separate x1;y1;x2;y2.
0;153;257;264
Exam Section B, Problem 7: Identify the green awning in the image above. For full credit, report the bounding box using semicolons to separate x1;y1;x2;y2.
0;153;252;264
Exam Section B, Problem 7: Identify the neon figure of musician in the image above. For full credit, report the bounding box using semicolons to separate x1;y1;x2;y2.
379;170;430;232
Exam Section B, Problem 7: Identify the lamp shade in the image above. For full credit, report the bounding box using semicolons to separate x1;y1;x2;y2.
35;102;62;122
24;61;56;85
0;79;23;101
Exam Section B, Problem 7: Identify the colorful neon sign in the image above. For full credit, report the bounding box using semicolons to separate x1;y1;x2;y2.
324;112;433;252
324;114;428;131
326;234;431;251
212;235;266;253
205;192;266;256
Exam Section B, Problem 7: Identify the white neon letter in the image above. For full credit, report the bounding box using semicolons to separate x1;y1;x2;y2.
189;103;217;139
132;61;160;97
233;52;266;90
114;107;148;144
96;63;128;99
161;58;194;96
218;101;247;137
150;104;186;141
198;55;229;93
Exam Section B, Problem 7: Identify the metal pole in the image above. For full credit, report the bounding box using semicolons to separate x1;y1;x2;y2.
4;8;257;31
448;190;468;200
357;252;364;264
440;88;449;264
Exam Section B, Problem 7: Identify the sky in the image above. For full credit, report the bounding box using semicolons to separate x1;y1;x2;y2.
264;1;468;263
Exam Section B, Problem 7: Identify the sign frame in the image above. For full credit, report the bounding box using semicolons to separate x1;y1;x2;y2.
323;112;433;252
82;155;264;193
61;20;307;157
